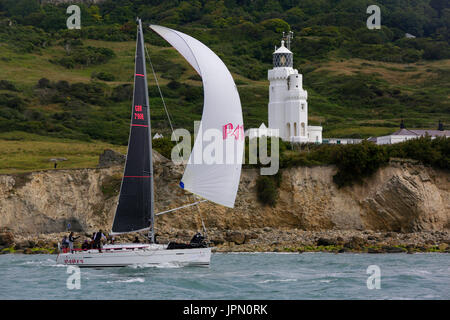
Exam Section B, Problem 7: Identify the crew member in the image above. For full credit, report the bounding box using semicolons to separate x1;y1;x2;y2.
68;232;80;253
93;229;106;253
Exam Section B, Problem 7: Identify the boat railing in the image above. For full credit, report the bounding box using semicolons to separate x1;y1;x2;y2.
60;245;151;254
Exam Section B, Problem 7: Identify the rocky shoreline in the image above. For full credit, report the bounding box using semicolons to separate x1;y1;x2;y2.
1;155;449;256
1;227;449;254
1;156;449;234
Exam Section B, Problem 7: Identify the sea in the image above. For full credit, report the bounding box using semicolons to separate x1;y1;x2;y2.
0;252;448;300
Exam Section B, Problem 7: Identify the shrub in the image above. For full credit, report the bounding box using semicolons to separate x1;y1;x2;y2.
69;82;108;105
91;71;116;81
234;79;248;85
56;57;75;69
183;86;203;102
332;141;389;188
260;18;290;33
37;78;51;88
152;137;176;159
160;64;186;80
101;175;122;198
188;74;202;81
0;80;18;91
52;46;115;69
167;80;181;90
387;136;449;170
0;107;22;120
256;175;278;207
0;25;50;53
55;80;70;93
24;109;44;121
60;25;134;42
111;84;132;102
422;42;450;60
0;93;25;112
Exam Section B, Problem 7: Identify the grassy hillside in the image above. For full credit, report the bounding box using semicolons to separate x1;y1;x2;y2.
0;132;126;174
0;0;449;172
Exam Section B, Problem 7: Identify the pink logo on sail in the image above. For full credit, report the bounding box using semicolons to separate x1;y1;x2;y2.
222;123;244;140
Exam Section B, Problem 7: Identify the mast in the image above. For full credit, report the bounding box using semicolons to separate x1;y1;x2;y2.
110;19;154;241
138;19;155;243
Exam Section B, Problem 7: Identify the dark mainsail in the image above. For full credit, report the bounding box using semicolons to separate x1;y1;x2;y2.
112;19;155;240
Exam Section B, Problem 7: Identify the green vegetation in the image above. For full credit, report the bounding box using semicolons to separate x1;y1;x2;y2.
91;71;115;81
0;131;126;174
313;136;446;175
51;45;115;69
331;141;389;187
0;80;18;91
277;134;448;173
256;174;280;207
387;136;450;170
1;246;56;254
101;174;122;198
0;0;449;176
255;136;449;205
152;136;177;159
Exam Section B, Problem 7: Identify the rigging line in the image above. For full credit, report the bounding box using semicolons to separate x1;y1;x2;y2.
145;43;183;158
144;44;176;136
155;200;207;216
193;195;208;239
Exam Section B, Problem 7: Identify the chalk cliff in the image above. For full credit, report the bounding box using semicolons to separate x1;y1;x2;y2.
0;152;449;237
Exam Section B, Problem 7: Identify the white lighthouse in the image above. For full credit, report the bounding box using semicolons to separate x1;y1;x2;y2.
246;35;322;143
269;38;322;143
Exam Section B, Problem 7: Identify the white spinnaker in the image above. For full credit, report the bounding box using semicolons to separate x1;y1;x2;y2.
150;25;244;208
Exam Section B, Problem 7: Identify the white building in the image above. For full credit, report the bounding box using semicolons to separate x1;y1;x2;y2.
322;138;363;145
246;38;322;143
375;127;449;145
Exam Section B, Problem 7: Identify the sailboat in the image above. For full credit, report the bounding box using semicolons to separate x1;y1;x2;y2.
56;19;244;267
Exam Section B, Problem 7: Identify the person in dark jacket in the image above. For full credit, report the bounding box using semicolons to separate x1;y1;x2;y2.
61;236;69;249
93;230;106;252
190;232;205;247
81;240;90;251
68;232;80;253
90;232;96;249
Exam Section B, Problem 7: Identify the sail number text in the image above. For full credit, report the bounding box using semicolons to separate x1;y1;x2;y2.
134;105;145;120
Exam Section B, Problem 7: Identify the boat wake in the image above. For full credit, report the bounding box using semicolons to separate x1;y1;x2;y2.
258;278;297;283
127;262;183;269
106;277;145;284
20;258;64;268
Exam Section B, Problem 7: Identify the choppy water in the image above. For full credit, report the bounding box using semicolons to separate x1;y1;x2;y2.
0;253;448;299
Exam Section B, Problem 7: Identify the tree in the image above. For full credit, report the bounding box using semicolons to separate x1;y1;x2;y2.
256;175;278;207
4;0;40;18
260;18;290;33
430;0;447;18
332;141;389;187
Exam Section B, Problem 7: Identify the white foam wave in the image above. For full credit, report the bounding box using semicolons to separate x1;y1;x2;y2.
106;277;145;284
20;258;64;267
127;262;183;269
258;278;297;283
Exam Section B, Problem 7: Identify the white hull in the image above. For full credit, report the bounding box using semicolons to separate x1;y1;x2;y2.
56;244;211;267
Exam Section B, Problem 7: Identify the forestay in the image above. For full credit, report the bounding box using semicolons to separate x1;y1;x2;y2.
150;25;244;208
